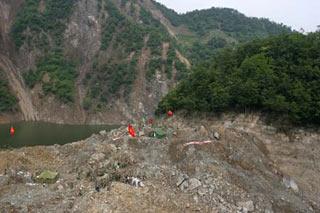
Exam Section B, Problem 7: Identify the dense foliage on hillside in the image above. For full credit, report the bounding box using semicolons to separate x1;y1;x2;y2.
0;71;17;112
153;1;292;65
10;0;292;111
12;0;77;103
154;1;291;40
24;50;77;103
11;0;75;48
180;8;292;40
157;33;320;125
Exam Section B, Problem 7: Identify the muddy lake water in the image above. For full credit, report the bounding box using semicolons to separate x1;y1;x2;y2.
0;122;117;149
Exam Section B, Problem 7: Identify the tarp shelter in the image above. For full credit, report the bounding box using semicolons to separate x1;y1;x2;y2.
150;128;166;139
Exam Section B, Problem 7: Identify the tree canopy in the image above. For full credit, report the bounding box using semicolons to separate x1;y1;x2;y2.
0;71;17;112
157;32;320;125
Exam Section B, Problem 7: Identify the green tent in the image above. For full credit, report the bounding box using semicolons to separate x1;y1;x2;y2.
152;128;166;139
35;170;59;184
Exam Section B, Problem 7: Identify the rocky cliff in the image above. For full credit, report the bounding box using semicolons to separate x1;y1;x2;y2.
0;0;291;124
0;0;186;124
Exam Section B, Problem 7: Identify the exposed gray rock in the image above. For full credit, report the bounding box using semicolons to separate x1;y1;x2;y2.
283;177;299;193
264;209;274;213
199;126;209;137
197;188;207;196
214;132;220;140
99;130;107;136
179;180;189;191
237;201;254;212
89;153;105;165
96;173;110;189
8;170;32;184
189;178;201;190
126;177;145;187
176;174;189;187
0;175;9;186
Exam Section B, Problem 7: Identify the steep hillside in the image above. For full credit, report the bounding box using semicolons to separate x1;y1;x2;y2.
158;32;320;125
0;0;190;123
0;0;291;124
153;1;292;64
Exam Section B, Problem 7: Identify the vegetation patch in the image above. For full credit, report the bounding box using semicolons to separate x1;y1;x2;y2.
84;57;138;105
24;50;77;103
13;0;77;103
0;71;17;112
11;0;76;48
153;1;292;65
87;1;188;109
157;33;320;125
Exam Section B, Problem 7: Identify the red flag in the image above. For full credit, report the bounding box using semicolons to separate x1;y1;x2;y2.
128;124;136;137
167;110;174;117
10;126;15;136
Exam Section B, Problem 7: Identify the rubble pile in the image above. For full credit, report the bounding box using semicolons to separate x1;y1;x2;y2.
0;114;319;212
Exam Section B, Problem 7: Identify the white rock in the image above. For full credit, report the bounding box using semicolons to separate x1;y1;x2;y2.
89;153;105;164
199;126;209;137
193;195;199;203
99;130;107;136
189;178;202;190
58;185;64;191
283;177;299;193
239;207;248;213
179;181;189;191
176;176;185;187
214;132;220;140
138;131;145;137
127;177;144;187
176;174;189;187
197;188;207;196
237;201;254;212
264;209;274;213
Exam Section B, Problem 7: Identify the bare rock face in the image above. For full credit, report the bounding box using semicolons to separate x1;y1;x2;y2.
0;0;191;124
64;0;101;61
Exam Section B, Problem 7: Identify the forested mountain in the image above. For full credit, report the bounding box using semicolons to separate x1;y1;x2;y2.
0;0;292;123
157;32;320;125
153;1;292;64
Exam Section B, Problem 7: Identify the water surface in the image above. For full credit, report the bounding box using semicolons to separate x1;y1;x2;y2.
0;122;117;149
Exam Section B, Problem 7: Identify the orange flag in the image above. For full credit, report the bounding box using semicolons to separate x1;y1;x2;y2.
128;124;136;137
10;126;15;136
